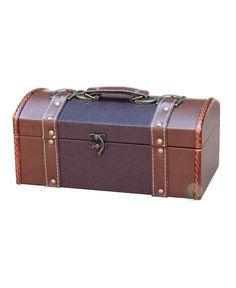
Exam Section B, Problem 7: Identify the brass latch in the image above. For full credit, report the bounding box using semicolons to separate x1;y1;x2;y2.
88;133;107;155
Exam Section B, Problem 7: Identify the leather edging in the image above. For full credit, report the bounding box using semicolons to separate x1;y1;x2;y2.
151;98;177;197
194;149;202;199
41;91;71;187
13;88;46;184
194;97;214;199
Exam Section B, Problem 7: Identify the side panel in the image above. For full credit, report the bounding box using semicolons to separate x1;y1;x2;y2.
168;147;196;198
58;139;152;194
201;122;220;193
20;136;45;185
13;88;48;184
201;99;220;147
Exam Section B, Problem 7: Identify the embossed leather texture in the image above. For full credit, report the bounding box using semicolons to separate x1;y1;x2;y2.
59;139;151;194
13;87;220;199
57;95;157;145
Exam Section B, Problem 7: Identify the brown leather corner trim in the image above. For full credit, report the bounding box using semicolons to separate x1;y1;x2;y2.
151;98;177;197
194;149;202;200
42;91;71;187
194;97;214;199
13;88;46;184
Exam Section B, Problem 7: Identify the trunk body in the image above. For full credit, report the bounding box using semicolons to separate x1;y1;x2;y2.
13;88;220;199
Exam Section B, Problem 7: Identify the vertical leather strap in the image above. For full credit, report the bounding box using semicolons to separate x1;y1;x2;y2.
42;91;70;187
151;98;177;196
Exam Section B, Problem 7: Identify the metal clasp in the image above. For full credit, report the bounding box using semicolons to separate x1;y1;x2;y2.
129;95;158;105
88;133;107;155
156;94;186;107
130;94;186;106
53;89;99;102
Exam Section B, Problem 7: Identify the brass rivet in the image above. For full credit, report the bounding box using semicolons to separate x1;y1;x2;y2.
48;139;54;145
163;106;169;112
156;122;162;127
50;179;56;185
47;116;53;120
158;189;164;195
54;101;61;107
156;138;163;145
158;148;164;154
48;130;54;136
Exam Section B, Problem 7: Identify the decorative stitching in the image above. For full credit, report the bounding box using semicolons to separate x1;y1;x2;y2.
13;136;21;184
150;101;162;195
53;123;60;187
150;100;162;144
162;101;177;196
54;138;60;187
42;137;48;186
41;92;70;187
53;96;66;187
163;101;176;146
41;95;55;186
163;148;167;195
150;99;176;197
194;149;202;199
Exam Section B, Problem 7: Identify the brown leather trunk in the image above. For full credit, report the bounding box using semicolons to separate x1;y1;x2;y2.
13;87;220;199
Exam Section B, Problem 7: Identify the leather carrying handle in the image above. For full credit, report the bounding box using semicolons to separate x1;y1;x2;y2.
86;86;149;98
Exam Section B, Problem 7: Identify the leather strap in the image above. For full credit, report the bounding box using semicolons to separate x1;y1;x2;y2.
42;91;70;187
86;86;149;97
151;98;177;196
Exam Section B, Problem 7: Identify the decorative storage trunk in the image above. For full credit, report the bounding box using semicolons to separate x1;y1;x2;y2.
13;87;220;199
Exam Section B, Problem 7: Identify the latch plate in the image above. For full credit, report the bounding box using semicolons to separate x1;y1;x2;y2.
88;133;107;155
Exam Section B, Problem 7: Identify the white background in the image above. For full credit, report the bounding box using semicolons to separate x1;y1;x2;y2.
0;0;235;287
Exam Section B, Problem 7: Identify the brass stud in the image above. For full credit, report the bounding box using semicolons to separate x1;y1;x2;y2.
163;106;169;112
50;179;56;185
48;139;54;145
158;148;164;154
54;101;61;107
156;138;163;145
47;116;53;120
158;189;165;195
156;122;162;127
48;130;54;136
